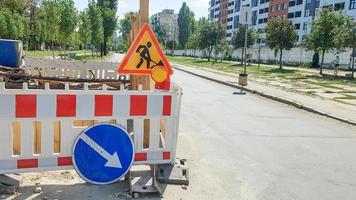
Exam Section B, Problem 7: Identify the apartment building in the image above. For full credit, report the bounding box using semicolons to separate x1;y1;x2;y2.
209;0;356;44
151;9;179;44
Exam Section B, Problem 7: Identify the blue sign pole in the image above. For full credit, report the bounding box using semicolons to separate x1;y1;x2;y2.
73;123;135;185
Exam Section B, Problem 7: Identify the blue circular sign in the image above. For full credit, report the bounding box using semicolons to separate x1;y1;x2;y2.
72;123;134;185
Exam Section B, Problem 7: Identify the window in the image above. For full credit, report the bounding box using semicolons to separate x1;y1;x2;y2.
305;9;310;17
296;0;303;5
297;36;299;42
271;5;275;12
295;23;300;30
303;22;308;30
277;4;281;10
228;9;234;14
334;2;345;10
233;15;239;28
264;18;268;23
289;0;296;7
265;7;269;12
259;8;264;14
295;11;302;17
227;17;233;22
288;13;295;18
351;0;356;9
226;33;232;37
252;0;258;7
258;18;264;24
227;25;233;30
284;3;288;8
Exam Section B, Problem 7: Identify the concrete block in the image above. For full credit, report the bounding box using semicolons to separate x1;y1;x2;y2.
156;158;189;186
0;174;22;194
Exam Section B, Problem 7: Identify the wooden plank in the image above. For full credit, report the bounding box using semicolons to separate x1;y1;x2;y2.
12;122;21;155
54;121;61;153
34;121;41;154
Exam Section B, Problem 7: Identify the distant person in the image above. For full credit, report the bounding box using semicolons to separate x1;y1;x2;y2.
333;55;340;77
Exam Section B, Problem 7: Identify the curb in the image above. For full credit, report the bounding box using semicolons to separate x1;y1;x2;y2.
173;65;356;126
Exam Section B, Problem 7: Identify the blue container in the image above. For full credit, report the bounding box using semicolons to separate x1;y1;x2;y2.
0;39;23;68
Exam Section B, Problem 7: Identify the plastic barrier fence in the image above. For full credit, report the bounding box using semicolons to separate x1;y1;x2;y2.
0;82;182;174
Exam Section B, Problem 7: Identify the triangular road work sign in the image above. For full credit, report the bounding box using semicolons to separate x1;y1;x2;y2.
117;23;173;83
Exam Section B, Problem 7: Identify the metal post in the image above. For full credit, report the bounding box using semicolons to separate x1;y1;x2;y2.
352;48;355;79
352;57;355;79
243;22;248;74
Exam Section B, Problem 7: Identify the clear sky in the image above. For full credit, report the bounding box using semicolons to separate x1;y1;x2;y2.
74;0;210;20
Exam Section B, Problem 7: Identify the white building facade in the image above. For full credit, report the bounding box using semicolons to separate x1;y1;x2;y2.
209;0;356;44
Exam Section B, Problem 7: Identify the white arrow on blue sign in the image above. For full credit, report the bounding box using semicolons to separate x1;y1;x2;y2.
72;123;135;185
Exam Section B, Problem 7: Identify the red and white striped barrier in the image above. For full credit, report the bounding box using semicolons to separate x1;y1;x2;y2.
0;82;182;174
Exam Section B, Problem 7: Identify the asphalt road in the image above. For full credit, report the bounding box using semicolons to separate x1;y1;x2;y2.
10;54;356;200
162;66;356;199
108;53;356;199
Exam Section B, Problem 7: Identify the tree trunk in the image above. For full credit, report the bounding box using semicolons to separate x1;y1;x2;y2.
103;37;107;56
92;46;94;58
320;49;325;75
64;44;66;60
241;47;244;65
208;50;211;62
279;49;283;70
52;40;55;60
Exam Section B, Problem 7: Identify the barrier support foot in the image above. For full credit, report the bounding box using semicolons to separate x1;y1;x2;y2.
156;158;189;186
0;174;22;195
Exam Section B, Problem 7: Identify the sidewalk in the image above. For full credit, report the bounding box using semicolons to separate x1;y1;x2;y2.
173;63;356;126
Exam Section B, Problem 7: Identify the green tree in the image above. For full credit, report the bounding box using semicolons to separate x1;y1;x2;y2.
333;16;356;79
166;40;177;50
97;0;118;56
38;0;61;58
187;32;199;57
231;24;256;64
88;1;104;57
0;9;28;40
198;21;226;61
79;10;92;56
0;0;30;13
58;0;77;59
118;12;136;51
303;8;347;75
265;18;297;69
152;23;167;46
178;2;194;49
